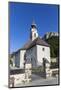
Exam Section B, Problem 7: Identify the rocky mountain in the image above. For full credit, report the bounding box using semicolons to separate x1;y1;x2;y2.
43;32;58;40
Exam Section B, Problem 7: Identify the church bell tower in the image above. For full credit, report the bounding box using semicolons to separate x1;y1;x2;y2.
30;20;38;41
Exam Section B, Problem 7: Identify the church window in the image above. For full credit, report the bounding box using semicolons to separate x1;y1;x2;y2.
42;48;45;51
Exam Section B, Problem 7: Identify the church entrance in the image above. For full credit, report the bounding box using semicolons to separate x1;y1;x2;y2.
43;58;50;78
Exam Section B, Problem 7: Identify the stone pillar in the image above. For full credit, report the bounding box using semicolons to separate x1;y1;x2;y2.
45;63;51;78
25;63;32;83
43;58;51;78
10;77;15;87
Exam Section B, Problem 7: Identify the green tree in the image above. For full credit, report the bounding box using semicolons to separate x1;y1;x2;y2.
45;36;59;58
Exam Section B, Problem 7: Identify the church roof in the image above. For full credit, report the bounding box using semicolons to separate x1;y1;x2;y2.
21;37;50;50
11;37;50;55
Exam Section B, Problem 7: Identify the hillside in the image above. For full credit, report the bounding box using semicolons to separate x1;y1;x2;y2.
45;36;59;58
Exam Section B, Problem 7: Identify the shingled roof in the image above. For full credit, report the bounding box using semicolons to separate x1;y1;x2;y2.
21;37;50;50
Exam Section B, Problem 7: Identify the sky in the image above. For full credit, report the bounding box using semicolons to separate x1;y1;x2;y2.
9;2;59;53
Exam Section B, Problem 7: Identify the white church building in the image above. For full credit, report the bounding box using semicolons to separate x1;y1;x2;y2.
11;20;50;69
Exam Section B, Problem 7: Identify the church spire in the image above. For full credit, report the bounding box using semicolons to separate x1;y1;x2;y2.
31;19;37;28
30;20;38;41
32;19;36;25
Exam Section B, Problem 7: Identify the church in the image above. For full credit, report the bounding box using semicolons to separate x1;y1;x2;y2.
11;20;50;69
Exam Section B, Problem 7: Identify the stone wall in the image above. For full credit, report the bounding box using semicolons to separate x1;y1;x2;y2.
10;63;32;87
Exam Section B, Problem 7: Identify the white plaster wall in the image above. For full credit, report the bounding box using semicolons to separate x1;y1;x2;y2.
15;52;20;68
12;55;15;67
31;28;38;41
10;55;15;67
20;50;26;68
26;46;37;67
37;45;50;66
